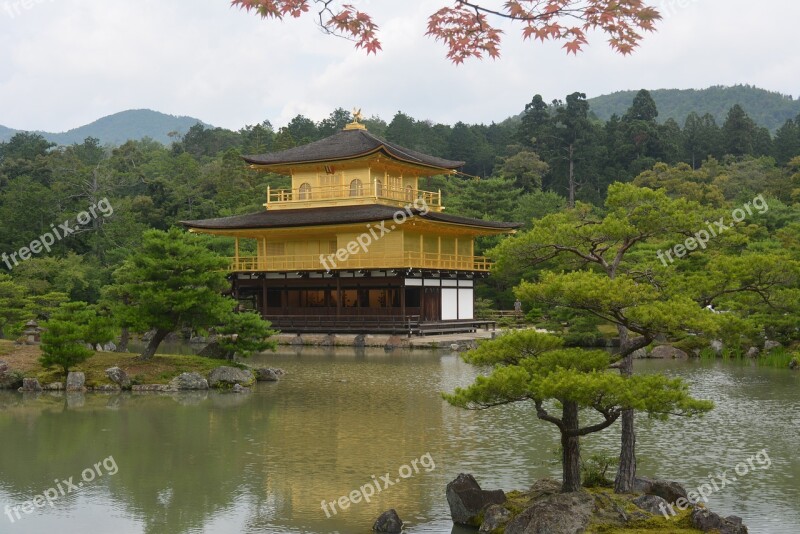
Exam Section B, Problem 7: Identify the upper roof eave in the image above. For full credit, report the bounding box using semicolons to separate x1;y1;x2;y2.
241;129;464;172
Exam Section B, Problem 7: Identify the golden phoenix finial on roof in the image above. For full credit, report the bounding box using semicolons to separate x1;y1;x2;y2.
352;108;363;123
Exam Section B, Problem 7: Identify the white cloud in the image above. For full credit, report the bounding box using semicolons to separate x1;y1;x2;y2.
0;0;797;132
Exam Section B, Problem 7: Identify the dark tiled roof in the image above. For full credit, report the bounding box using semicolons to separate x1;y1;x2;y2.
182;205;521;231
242;129;464;170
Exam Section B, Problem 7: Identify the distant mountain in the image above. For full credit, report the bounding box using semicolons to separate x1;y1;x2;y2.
588;85;800;132
0;109;211;146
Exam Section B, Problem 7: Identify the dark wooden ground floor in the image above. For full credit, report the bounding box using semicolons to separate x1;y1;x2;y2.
230;270;491;335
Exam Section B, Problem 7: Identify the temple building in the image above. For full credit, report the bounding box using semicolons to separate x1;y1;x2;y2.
182;114;520;334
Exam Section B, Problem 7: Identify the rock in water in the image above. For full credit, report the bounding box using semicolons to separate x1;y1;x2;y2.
106;367;131;389
649;345;689;359
169;372;209;390
208;366;255;388
19;378;42;392
691;507;748;533
446;473;507;526
66;372;86;392
372;509;403;533
254;368;282;382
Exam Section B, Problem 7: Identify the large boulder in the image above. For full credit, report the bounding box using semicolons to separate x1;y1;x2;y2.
632;494;669;515
479;504;512;533
169;372;209;390
105;367;131;389
372;509;403;533
446;473;507;527
504;491;594;534
633;477;690;504
691;507;748;533
764;340;782;352
66;372;86;392
254;368;284;382
0;361;21;390
649;345;689;359
19;378;42;392
198;341;232;360
710;340;724;356
208;366;255;388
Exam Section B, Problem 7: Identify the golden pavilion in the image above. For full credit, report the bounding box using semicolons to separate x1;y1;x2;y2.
182;114;520;334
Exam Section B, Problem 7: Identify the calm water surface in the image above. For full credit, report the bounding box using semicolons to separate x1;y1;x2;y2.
1;347;798;534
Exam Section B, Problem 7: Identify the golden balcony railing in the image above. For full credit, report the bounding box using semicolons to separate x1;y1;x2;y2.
266;184;442;209
228;252;492;272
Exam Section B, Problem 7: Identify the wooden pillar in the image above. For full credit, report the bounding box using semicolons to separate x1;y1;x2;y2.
336;276;341;317
261;276;268;318
420;285;426;322
234;237;240;268
401;280;406;319
455;237;459;269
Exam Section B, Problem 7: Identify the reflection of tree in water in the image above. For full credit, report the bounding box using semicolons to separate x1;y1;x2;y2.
0;352;448;533
0;392;278;534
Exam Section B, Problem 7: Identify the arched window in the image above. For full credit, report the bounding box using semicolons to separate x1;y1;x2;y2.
349;179;363;197
298;182;311;200
375;179;383;197
405;185;414;201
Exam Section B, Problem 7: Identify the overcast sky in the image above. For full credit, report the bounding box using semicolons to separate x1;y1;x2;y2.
1;0;798;132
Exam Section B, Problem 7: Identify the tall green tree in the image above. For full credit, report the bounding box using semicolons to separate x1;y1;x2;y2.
490;183;721;493
722;104;757;156
444;331;713;492
109;228;232;360
39;301;115;376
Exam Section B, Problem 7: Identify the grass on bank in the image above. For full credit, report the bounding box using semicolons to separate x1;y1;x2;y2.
0;339;13;356
1;341;244;387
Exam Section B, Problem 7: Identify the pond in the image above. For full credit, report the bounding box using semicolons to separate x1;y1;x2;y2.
1;347;798;533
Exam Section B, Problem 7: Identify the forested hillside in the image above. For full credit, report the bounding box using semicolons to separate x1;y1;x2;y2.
0;90;798;344
0;110;209;146
588;85;800;132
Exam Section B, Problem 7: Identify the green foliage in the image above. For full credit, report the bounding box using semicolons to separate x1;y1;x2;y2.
39;301;114;376
588;85;800;133
581;453;618;488
108;228;232;359
0;274;28;338
444;331;713;491
215;311;277;359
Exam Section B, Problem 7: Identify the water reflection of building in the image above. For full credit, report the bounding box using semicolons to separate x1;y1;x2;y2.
182;115;520;334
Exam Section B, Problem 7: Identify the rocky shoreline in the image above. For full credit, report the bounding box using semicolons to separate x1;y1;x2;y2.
0;359;285;394
371;473;748;533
